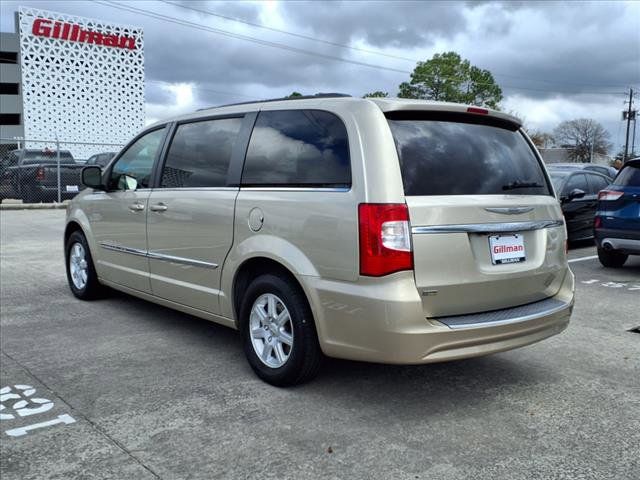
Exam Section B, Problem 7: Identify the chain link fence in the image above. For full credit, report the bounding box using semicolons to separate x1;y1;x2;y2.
1;138;124;204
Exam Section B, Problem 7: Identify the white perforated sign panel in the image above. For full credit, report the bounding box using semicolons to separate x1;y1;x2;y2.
18;7;145;158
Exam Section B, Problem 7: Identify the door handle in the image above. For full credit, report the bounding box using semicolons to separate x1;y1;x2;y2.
128;202;145;212
150;203;168;212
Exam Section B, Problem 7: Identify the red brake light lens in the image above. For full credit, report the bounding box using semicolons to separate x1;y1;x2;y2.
598;190;623;201
594;216;602;229
467;107;489;115
358;203;413;276
35;167;45;180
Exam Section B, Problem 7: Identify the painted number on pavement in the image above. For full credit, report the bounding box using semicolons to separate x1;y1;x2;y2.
0;385;76;437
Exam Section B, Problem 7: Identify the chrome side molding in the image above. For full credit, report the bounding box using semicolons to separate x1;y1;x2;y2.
99;242;218;269
411;219;564;234
99;242;147;257
147;252;218;269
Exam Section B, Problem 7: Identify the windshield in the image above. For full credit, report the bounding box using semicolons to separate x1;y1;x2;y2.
387;118;552;196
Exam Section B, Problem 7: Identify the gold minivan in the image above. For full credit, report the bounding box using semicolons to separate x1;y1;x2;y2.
65;95;574;385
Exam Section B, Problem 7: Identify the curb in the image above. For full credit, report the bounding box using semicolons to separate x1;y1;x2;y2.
1;202;69;210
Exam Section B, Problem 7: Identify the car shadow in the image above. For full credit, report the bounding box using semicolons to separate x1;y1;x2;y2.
91;287;558;419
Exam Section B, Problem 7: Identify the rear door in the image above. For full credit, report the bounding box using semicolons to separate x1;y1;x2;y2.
387;112;566;317
561;173;594;240
602;162;640;231
146;115;247;314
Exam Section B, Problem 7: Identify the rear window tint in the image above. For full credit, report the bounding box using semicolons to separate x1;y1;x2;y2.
387;118;551;196
242;110;351;187
162;117;242;188
613;164;640;187
23;151;74;164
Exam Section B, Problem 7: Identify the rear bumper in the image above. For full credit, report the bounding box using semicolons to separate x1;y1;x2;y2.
302;268;574;364
595;228;640;254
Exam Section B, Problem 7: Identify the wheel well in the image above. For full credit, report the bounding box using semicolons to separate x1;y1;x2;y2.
232;257;308;324
64;221;83;244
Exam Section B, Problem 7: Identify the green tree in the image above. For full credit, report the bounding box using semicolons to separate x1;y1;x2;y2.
363;91;389;98
286;91;303;98
398;51;503;109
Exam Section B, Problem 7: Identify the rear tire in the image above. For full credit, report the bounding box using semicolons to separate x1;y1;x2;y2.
597;247;628;268
240;274;322;386
65;230;103;299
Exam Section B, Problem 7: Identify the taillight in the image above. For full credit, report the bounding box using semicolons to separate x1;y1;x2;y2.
598;190;623;201
594;216;602;229
35;167;45;180
358;203;413;276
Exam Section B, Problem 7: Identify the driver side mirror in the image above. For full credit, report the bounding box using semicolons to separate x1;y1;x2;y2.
81;166;105;190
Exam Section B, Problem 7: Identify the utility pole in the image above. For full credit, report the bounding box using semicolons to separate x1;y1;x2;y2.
632;113;637;159
623;88;634;162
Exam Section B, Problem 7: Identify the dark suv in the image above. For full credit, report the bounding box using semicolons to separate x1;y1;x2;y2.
594;159;640;267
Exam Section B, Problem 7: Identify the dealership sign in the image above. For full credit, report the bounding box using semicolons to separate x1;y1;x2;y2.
31;18;137;50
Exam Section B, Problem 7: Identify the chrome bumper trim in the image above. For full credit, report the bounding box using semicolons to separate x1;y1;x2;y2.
412;220;564;234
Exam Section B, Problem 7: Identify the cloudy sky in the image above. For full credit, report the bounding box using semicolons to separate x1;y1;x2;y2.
2;0;639;154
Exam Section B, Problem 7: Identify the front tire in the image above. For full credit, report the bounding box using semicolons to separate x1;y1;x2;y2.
240;274;322;386
597;247;628;268
65;230;103;299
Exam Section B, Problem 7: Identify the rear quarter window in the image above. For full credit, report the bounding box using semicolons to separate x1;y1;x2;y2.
613;164;640;187
387;117;551;196
242;109;351;187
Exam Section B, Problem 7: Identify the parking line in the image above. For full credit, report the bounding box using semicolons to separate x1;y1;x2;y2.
568;255;598;263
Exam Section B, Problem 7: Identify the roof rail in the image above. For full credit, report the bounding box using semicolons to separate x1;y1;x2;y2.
197;93;352;111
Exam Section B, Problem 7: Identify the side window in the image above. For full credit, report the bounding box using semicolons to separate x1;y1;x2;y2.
109;128;165;190
86;155;97;166
587;174;608;194
98;154;111;167
563;173;588;196
242;109;351;187
161;117;242;188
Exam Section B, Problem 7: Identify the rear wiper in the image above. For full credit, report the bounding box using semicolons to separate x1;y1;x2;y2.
502;181;544;191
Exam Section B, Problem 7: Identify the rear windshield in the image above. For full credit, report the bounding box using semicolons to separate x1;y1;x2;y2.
612;164;640;187
387;118;551;196
23;151;74;164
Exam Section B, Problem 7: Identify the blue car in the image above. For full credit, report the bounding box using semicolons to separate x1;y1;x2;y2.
594;158;640;267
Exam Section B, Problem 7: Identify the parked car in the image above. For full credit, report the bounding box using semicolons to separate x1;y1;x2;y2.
85;152;117;168
548;169;611;241
594;158;640;267
0;149;84;203
547;162;618;181
65;95;574;386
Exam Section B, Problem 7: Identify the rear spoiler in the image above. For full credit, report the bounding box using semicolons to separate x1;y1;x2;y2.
384;110;521;132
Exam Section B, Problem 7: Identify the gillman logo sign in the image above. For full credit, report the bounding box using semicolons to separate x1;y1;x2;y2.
31;18;137;50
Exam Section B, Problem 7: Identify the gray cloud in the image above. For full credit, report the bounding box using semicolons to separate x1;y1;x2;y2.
1;0;638;151
280;1;469;48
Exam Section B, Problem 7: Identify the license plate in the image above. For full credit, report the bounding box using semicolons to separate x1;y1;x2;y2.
489;234;526;265
65;185;79;193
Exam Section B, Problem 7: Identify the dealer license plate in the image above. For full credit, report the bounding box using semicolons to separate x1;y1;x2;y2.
489;234;526;265
65;185;79;193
